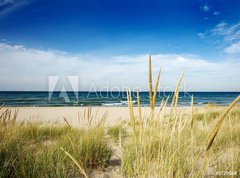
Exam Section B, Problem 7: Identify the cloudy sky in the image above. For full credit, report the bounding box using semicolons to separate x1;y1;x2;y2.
0;0;240;91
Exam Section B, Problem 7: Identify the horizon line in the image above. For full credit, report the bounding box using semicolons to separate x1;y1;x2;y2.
0;91;239;93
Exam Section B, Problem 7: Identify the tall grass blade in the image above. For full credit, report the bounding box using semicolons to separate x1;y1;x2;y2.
127;90;137;143
96;111;108;127
137;90;143;142
148;54;154;110
190;95;194;130
153;68;161;109
201;95;240;173
12;109;18;125
171;71;184;108
0;104;4;111
60;147;88;178
63;117;72;129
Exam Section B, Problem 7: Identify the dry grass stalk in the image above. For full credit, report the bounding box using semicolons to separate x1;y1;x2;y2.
60;147;88;178
119;128;123;149
180;115;191;133
171;72;184;108
174;72;184;108
170;109;182;143
148;54;154;110
190;95;194;130
148;54;161;111
156;97;165;118
153;68;161;108
87;107;93;126
127;90;137;142
190;95;194;176
159;96;170;120
169;72;184;120
12;109;18;125
96;111;108;127
137;90;143;142
63;117;72;129
0;108;18;127
201;95;240;172
206;95;240;149
0;108;8;119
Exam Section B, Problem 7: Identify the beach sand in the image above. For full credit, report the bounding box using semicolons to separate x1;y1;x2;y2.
3;106;193;126
4;107;146;126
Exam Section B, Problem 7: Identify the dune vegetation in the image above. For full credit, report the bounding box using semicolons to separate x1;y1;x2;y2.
0;55;240;177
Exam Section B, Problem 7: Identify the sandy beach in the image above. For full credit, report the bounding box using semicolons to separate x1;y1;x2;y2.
3;106;193;126
5;105;228;128
4;107;154;126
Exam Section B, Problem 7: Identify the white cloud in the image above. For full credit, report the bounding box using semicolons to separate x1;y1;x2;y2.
0;43;240;91
211;21;240;42
199;21;240;56
211;22;227;35
199;21;240;43
211;22;240;54
224;42;240;54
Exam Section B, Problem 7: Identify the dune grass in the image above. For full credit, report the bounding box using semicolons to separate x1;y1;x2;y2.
107;124;127;142
122;54;240;177
0;112;112;178
0;55;239;177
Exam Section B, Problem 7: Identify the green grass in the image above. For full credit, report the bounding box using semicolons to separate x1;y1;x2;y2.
0;105;239;178
0;123;112;178
121;55;240;177
107;124;127;142
193;110;221;121
121;107;240;177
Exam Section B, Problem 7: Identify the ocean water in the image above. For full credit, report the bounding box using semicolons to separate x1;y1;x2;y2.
0;91;239;107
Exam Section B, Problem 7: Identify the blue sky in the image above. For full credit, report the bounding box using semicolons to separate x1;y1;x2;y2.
0;0;239;57
0;0;240;91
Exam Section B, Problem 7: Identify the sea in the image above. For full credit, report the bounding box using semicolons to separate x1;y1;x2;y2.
0;91;239;107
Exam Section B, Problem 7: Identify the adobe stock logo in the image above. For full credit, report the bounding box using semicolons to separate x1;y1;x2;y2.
48;76;79;103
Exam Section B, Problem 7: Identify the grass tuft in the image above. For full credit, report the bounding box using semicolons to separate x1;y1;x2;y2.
107;124;127;142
